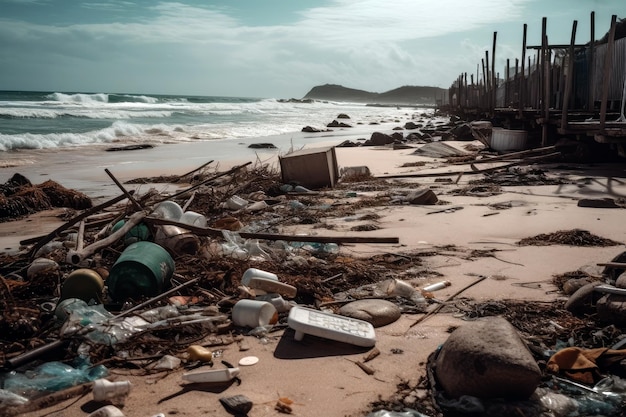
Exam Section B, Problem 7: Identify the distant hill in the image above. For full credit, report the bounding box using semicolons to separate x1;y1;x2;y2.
302;84;447;105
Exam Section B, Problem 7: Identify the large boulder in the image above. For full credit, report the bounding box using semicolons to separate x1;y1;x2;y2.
435;316;541;400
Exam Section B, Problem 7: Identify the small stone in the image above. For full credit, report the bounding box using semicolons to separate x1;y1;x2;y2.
219;395;253;415
339;299;401;327
406;189;438;205
562;277;596;295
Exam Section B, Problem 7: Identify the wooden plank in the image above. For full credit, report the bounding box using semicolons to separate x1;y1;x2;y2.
144;217;400;244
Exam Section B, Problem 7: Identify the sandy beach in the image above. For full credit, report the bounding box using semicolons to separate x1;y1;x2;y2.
2;113;626;417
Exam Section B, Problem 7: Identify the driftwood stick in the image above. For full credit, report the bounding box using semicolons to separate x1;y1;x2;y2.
112;277;201;319
76;220;85;252
178;159;214;179
27;192;133;259
597;262;626;268
155;162;253;204
454;145;556;165
144;216;399;244
406;274;488;331
66;211;147;265
380;151;561;179
182;191;196;212
105;168;143;211
6;382;93;416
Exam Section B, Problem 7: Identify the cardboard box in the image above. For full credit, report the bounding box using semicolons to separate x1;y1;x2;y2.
279;146;339;189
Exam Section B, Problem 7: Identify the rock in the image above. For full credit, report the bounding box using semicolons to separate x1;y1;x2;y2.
339;299;401;327
448;123;473;141
404;121;420;130
617;271;626;288
435;316;541;399
406;189;438;205
577;198;620;208
562;277;597;295
393;126;404;130
248;143;276;149
336;113;350;119
391;132;404;141
336;140;359;147
302;125;322;133
327;120;352;128
219;395;253;415
366;132;395;146
596;294;626;325
564;281;603;313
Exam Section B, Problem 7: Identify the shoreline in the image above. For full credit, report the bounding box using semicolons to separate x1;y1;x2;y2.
0;108;436;198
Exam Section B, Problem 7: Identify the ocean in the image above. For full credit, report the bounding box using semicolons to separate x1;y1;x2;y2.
0;90;423;152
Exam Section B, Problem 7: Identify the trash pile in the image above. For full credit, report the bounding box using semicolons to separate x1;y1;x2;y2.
0;161;443;416
0;145;625;416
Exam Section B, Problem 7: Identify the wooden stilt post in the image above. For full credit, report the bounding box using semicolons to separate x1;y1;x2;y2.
541;17;549;146
588;12;596;111
561;20;578;130
492;31;497;112
520;23;527;117
599;15;617;131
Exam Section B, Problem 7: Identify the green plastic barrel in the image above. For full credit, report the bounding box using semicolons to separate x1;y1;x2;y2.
107;241;175;301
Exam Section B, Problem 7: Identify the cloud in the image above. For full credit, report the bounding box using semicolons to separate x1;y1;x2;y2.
295;0;532;47
0;0;580;96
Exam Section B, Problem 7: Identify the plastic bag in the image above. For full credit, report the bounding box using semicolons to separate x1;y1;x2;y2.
2;360;107;397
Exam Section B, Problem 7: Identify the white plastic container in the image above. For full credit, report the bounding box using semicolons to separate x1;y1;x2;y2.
241;268;279;286
288;306;376;347
490;128;528;152
92;379;132;403
153;201;184;220
256;294;293;312
179;211;207;228
182;367;240;383
87;405;125;417
225;195;248;210
232;299;277;328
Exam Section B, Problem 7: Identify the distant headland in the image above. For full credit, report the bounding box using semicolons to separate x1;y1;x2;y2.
297;83;448;106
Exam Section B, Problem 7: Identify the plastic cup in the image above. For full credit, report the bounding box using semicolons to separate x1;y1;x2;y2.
232;299;277;328
93;379;132;402
386;278;416;298
180;211;207;228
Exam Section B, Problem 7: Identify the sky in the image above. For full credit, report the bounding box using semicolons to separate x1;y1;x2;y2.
0;0;624;98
